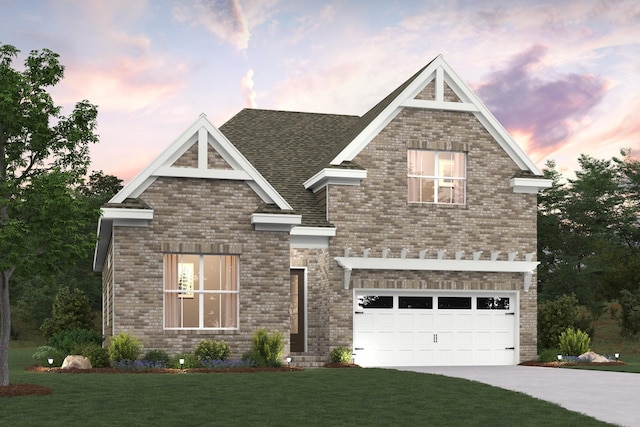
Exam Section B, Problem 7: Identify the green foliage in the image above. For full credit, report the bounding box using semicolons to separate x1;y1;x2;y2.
40;286;95;339
538;348;562;363
194;339;231;362
248;329;284;367
617;289;640;338
32;345;65;367
538;294;593;350
559;328;591;356
47;327;103;354
330;347;353;364
108;332;142;362
0;42;100;386
170;353;199;369
74;343;110;368
143;349;171;367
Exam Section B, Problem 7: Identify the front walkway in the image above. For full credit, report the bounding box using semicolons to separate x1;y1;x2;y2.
393;365;638;427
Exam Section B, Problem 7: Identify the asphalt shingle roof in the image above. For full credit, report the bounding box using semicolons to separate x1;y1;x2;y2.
220;109;359;226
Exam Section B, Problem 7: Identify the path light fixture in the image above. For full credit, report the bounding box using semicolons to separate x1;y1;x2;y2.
557;354;563;361
615;353;620;361
286;356;292;370
179;358;185;368
48;358;54;368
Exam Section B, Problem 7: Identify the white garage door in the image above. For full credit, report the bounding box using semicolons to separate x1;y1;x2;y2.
353;291;517;367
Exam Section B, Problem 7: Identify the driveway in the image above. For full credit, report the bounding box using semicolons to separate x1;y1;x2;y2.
392;365;639;427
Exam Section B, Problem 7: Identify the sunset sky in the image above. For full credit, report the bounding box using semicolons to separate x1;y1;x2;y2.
2;0;639;183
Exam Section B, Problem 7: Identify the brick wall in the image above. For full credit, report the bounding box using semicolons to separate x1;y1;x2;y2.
110;177;291;357
322;107;538;361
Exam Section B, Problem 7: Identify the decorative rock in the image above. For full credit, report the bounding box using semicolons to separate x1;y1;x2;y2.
61;355;93;369
578;351;610;363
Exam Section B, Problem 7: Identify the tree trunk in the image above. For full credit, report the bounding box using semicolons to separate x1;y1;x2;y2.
0;269;14;386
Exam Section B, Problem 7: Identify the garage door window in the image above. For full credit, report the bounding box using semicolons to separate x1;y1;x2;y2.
399;296;433;309
438;296;471;309
358;295;393;309
477;297;510;310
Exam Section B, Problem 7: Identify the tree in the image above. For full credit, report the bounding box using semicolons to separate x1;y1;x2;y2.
538;151;640;317
0;44;98;386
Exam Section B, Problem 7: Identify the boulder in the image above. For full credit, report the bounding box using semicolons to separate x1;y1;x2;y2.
578;351;610;363
61;355;93;369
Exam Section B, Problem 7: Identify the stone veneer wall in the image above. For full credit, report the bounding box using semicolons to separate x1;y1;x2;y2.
324;107;539;362
110;177;291;356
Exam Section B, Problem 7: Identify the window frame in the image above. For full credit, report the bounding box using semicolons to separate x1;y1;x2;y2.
163;253;240;330
407;149;467;205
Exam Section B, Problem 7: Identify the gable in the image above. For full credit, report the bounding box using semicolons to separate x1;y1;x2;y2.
329;55;543;177
109;114;292;210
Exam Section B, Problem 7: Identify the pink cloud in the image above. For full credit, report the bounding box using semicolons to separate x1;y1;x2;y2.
476;45;609;151
241;69;257;108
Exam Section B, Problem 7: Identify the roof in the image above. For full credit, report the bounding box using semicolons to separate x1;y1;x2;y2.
219;109;359;227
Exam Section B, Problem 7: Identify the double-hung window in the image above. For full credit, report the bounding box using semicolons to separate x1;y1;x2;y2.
408;150;466;204
164;254;239;329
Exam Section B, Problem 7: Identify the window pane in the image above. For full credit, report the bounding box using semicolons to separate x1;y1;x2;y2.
421;179;435;202
420;151;435;176
438;297;471;309
477;297;510;310
408;177;420;202
399;296;433;309
453;152;466;178
358;295;393;309
408;150;420;175
181;293;200;327
203;256;221;291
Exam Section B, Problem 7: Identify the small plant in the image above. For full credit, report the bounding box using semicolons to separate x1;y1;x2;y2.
559;327;591;356
143;349;171;367
194;339;231;362
74;343;110;368
249;329;283;367
32;346;65;367
199;359;257;369
330;347;352;364
170;353;199;369
47;328;103;354
109;332;142;362
112;359;167;370
538;348;562;363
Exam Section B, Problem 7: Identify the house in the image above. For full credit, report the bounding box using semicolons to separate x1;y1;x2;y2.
93;55;551;367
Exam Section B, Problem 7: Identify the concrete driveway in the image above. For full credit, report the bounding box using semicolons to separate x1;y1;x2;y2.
392;365;639;427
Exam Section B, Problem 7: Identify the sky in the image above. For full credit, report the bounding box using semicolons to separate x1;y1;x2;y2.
1;0;639;183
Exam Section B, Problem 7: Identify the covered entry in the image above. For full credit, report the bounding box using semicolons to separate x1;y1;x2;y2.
353;290;517;367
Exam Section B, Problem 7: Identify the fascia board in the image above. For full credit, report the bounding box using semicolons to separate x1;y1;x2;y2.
102;208;154;221
510;177;553;194
251;213;302;226
93;217;112;272
303;168;368;190
290;226;337;237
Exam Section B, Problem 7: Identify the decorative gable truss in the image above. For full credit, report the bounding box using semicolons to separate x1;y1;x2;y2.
306;55;552;194
94;114;300;270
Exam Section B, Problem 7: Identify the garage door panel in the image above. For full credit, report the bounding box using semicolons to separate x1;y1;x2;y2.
354;292;517;367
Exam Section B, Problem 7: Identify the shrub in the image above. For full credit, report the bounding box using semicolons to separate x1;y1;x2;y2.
32;346;65;367
200;359;256;369
143;349;171;367
194;339;231;362
330;347;352;364
249;329;283;367
617;289;640;338
112;359;168;370
74;343;110;368
538;294;593;350
47;328;103;354
538;348;562;363
170;353;199;369
559;328;591;356
40;286;95;339
109;332;142;362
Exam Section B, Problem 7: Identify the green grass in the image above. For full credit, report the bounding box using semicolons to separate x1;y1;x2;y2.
2;347;612;426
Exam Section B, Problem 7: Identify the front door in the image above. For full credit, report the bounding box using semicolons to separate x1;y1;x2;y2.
290;269;305;352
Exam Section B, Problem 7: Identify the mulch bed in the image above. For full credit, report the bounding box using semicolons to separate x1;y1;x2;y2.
0;383;53;398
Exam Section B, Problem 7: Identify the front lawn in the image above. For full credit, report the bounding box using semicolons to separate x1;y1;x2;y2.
1;347;612;426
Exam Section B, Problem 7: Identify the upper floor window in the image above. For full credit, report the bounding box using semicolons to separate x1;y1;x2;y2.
164;254;239;329
407;150;466;204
